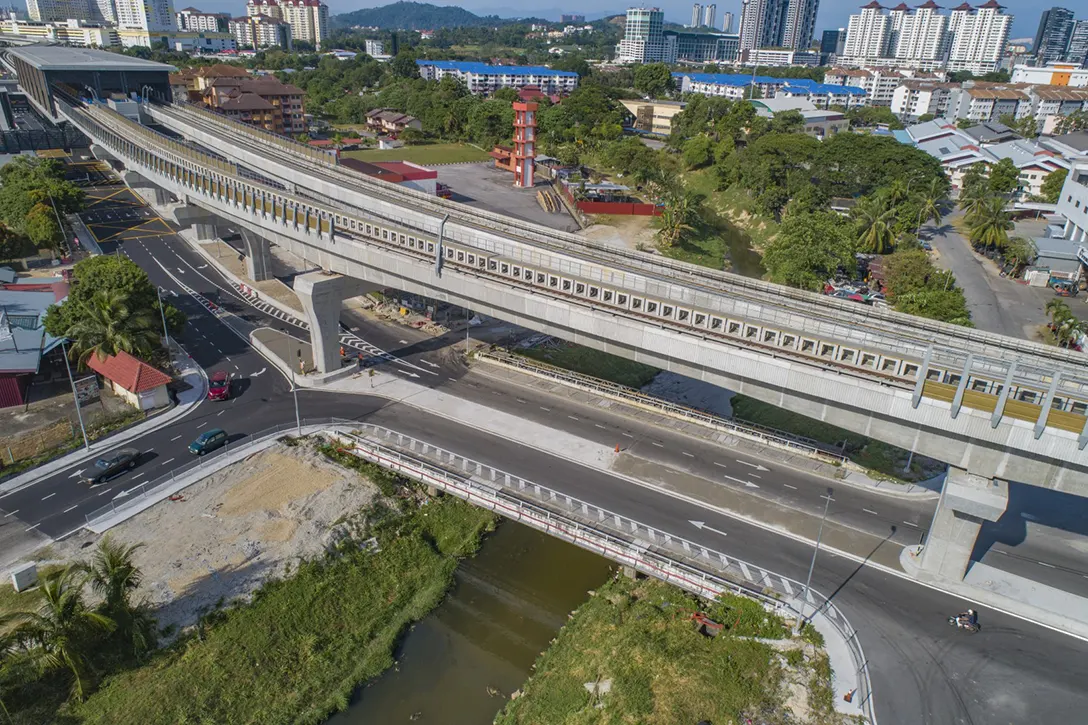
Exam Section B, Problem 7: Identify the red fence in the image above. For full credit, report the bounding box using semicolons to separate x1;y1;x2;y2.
576;200;661;216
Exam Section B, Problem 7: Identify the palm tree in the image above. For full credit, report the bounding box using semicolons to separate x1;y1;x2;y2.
967;197;1012;251
853;195;897;254
958;183;991;223
13;568;114;701
80;537;154;657
884;178;912;207
656;192;697;249
66;288;160;368
1003;236;1035;275
915;178;944;237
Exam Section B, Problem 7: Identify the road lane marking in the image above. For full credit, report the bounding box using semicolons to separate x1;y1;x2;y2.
820;495;835;502
1038;562;1056;568
682;452;694;457
651;442;664;447
863;508;879;515
713;462;728;468
902;521;919;527
132;473;145;480
783;484;798;490
41;493;56;500
161;458;175;466
25;523;40;531
218;411;225;416
567;415;579;421
399;339;408;344
539;406;550;411
622;433;634;438
197;422;207;428
736;460;770;472
595;424;607;429
516;398;528;404
63;505;79;513
4;510;18;516
170;435;182;441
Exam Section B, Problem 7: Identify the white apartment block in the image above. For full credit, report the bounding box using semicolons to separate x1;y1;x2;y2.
1011;63;1088;88
617;7;669;63
176;7;225;32
892;0;948;63
416;61;579;95
246;0;326;49
364;39;384;57
825;66;943;106
843;1;889;59
742;48;820;66
230;13;291;49
1;16;118;44
891;79;954;118
945;0;1010;74
114;0;174;31
26;0;94;22
1057;162;1088;243
173;31;234;52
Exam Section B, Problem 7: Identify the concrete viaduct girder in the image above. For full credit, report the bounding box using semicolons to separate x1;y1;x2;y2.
63;97;1088;493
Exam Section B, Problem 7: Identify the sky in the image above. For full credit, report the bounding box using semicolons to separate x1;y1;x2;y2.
182;0;1050;40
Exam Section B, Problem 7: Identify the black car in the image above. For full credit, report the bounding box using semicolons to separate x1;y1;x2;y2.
83;447;141;484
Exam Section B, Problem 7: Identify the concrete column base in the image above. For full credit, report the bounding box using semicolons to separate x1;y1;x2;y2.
918;468;1008;581
294;271;366;374
241;232;272;282
622;565;639;580
194;222;217;241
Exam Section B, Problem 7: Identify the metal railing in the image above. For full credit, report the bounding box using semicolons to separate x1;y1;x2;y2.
478;349;848;462
333;424;876;722
82;418;356;525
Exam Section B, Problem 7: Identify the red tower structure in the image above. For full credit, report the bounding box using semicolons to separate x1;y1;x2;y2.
511;101;537;188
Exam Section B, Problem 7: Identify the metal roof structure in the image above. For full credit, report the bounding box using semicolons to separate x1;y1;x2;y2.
7;46;176;73
416;60;578;78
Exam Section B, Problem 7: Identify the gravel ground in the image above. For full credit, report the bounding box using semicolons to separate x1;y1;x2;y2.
53;442;378;631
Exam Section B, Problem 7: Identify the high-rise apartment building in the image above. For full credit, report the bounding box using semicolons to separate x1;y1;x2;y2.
114;0;174;31
229;13;290;48
722;10;734;32
246;0;326;48
739;0;817;52
821;27;845;58
945;0;1010;73
1066;19;1088;67
176;6;227;31
617;7;668;62
703;4;717;29
26;0;94;22
842;1;889;59
691;3;703;27
892;0;948;64
1033;7;1075;66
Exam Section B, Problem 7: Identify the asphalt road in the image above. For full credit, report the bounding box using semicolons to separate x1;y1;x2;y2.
1;185;1087;723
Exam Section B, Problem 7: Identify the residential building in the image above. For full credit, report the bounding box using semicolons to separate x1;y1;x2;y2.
900;118;1070;195
26;0;93;22
753;96;850;137
891;78;955;118
114;0;174;32
364;38;383;57
892;0;948;66
86;350;171;411
1057;161;1088;242
824;66;944;106
1066;20;1088;67
945;81;1026;121
741;48;819;65
174;65;305;134
959;119;1019;143
1010;62;1088;87
176;6;226;31
1033;7;1075;66
945;0;1011;74
173;31;234;52
703;3;717;29
1;17;118;45
722;11;734;32
246;0;326;49
230;14;290;49
416;60;579;95
666;29;741;63
0;281;66;409
675;71;869;107
842;1;890;61
364;107;422;133
619;98;687;135
820;27;845;63
560;14;585;23
616;7;668;63
691;3;702;27
739;0;818;51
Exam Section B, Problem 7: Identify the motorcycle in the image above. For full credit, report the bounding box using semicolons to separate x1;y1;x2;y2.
947;615;980;633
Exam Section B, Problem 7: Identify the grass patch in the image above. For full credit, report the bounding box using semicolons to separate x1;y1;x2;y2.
66;444;496;725
495;576;789;725
0;408;145;482
517;342;660;389
685;171;778;256
342;142;489;165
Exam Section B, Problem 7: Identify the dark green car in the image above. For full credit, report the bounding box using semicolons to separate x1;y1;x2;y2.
83;447;141;484
189;428;228;456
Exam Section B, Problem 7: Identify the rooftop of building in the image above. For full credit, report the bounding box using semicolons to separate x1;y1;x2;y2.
677;72;868;95
8;46;176;73
85;350;172;394
218;92;274;111
960;120;1019;144
753;97;818;114
415;60;579;77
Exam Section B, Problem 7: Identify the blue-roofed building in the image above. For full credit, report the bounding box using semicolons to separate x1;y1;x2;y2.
416;60;579;96
674;72;868;108
0;283;67;408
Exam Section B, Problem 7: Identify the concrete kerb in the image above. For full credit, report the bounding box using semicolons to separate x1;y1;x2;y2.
0;344;208;496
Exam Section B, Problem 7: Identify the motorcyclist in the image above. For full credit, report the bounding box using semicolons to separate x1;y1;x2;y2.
956;609;978;629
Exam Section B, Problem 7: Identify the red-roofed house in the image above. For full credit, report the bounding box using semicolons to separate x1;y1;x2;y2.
86;351;172;411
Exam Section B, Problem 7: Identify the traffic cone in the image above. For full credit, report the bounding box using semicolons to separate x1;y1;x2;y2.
843;689;856;703
614;444;620;453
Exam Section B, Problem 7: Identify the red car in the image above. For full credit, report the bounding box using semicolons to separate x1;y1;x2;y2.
208;371;230;401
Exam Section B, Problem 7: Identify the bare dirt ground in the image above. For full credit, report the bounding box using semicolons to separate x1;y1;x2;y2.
579;215;657;252
52;442;378;631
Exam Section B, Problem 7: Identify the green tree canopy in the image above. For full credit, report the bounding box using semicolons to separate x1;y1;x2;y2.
987;157;1020;194
1040;168;1068;204
0;157;84;242
884;248;971;325
633;63;674;98
681;134;714;169
763;211;855;290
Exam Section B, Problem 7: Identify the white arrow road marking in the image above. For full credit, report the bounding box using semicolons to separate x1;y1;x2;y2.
113;489;132;500
723;474;760;489
398;371;420;379
689;520;728;537
736;460;770;471
421;360;440;368
68;468;85;479
251;367;267;377
197;264;207;269
176;268;185;273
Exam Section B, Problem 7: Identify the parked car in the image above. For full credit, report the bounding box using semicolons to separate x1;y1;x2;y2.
189;429;228;456
920;241;933;252
208;371;230;401
84;447;141;484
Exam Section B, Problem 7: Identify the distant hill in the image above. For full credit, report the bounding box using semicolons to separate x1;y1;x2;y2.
334;2;502;29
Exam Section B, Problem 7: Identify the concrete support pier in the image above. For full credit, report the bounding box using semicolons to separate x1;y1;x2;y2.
193;221;217;241
294;271;365;373
240;232;272;282
918;468;1009;581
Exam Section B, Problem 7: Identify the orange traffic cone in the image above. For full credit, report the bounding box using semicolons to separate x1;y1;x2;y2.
843;689;856;703
614;444;620;453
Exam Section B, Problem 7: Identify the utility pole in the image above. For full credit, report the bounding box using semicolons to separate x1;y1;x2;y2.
59;340;89;450
287;332;301;435
796;487;833;633
156;286;170;348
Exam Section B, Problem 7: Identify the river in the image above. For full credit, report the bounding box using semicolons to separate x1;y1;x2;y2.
326;521;614;725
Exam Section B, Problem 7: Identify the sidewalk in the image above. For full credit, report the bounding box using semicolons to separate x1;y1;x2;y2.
0;344;208;496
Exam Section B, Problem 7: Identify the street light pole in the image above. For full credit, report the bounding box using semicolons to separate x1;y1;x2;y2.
797;486;834;633
286;331;301;435
156;286;171;348
59;340;90;450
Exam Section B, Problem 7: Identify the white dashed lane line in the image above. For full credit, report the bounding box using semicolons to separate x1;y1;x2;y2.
863;508;879;515
41;493;56;501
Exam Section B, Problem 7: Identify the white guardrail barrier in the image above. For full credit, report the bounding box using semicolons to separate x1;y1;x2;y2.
477;349;849;463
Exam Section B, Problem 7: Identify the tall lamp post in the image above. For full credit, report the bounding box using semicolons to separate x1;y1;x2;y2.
284;328;302;435
156;286;171;348
797;486;834;633
59;340;90;450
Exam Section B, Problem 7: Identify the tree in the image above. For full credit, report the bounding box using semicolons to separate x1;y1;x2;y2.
1055;110;1088;134
967;196;1012;250
956;118;977;129
0;157;84;240
998;112;1037;139
763;211;856;290
884;248;972;325
13;567;114;701
915;177;944;236
681;134;714;169
25;203;61;254
853;195;898;254
1046;299;1085;347
770;109;805;134
633;63;674;98
959;163;988;199
917;113;936;122
0;222;24;261
65;288;162;368
656;191;700;249
1003;236;1035;274
987;157;1020;195
81;537;155;658
1040;168;1068;204
389;50;419;79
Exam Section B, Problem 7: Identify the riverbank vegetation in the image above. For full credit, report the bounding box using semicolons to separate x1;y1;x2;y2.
0;441;495;724
494;575;845;725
